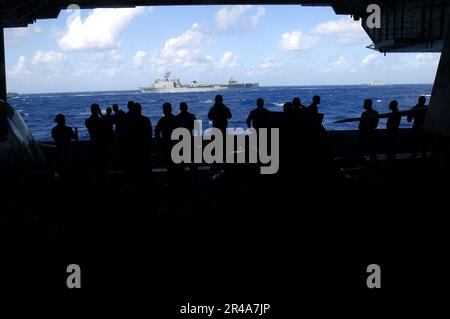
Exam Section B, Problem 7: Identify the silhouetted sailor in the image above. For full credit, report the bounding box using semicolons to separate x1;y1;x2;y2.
358;99;379;162
85;103;109;174
112;104;125;135
283;102;292;113
307;95;321;115
123;102;152;185
305;95;324;127
111;104;126;167
85;103;103;143
104;107;115;143
292;97;305;113
407;96;428;158
155;103;177;159
176;102;196;133
126;102;153;156
127;101;135;114
386;100;401;162
51;114;77;165
246;98;270;130
208;95;232;133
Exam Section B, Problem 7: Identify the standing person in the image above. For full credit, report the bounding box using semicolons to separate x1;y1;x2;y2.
407;96;428;158
386;100;401;162
103;107;115;153
208;95;232;133
124;102;152;184
246;98;270;130
85;103;103;143
208;95;232;171
292;97;305;113
358;99;379;163
307;96;321;115
85;103;106;173
51;114;77;175
176;102;197;174
112;104;126;167
176;102;196;133
126;101;135;115
155;103;177;165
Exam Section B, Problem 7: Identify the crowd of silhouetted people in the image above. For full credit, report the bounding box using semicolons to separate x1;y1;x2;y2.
51;93;429;184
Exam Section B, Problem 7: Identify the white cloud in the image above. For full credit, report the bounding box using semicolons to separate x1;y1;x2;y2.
7;56;30;76
33;26;44;33
216;5;252;32
314;17;367;45
362;53;379;66
259;56;283;71
5;28;28;39
279;31;319;51
215;5;265;33
245;7;266;30
32;51;66;65
160;23;206;64
58;7;145;51
87;50;125;63
135;23;215;72
416;53;440;66
101;66;123;77
133;24;242;74
217;52;239;68
320;56;356;74
133;50;148;66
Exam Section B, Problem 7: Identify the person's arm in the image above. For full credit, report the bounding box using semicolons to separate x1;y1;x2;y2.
407;108;414;122
70;127;77;140
148;120;153;139
51;128;57;141
208;108;213;120
155;120;161;142
226;107;232;119
246;111;253;128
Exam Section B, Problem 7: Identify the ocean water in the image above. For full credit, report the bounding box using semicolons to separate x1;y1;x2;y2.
9;84;433;142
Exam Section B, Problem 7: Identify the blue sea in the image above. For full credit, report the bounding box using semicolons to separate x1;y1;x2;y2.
9;84;433;142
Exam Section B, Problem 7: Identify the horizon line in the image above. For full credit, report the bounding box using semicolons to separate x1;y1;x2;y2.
11;83;435;95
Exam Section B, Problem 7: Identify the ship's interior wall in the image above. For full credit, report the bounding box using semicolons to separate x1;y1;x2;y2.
364;0;450;52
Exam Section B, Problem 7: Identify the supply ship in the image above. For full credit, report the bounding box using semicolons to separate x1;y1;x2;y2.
139;72;259;93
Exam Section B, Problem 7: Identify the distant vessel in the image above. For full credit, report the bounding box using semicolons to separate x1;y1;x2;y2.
227;77;259;89
7;92;19;99
140;72;259;93
368;81;386;86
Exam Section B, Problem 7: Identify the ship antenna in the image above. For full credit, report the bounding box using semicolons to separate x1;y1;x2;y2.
165;71;171;80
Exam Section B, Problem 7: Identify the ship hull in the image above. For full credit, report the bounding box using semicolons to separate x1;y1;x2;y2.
139;86;228;94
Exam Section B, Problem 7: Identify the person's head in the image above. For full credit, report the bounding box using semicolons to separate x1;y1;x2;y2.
180;102;188;112
163;102;172;115
106;107;112;115
389;100;399;111
134;103;142;115
127;101;135;111
283;102;292;113
418;96;426;105
112;104;119;112
364;99;373;110
55;114;65;125
256;98;264;108
215;95;223;104
292;97;301;106
91;103;100;115
312;95;321;105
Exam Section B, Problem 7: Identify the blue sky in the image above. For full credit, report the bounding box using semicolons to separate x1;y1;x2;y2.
4;5;441;93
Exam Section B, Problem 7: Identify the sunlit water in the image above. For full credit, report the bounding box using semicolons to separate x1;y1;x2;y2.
9;84;433;141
